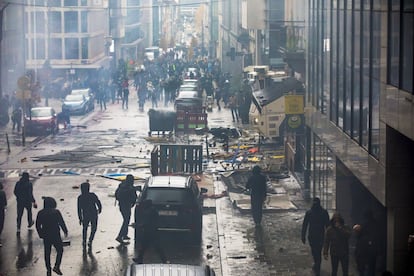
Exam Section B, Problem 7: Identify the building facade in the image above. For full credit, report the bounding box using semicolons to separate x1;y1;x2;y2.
306;1;413;273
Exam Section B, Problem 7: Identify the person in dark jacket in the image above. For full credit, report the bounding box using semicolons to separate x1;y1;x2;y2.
353;210;381;276
36;197;68;276
14;172;37;234
77;181;102;250
115;174;137;243
133;199;167;264
246;165;267;226
0;182;7;247
323;212;352;276
301;197;330;276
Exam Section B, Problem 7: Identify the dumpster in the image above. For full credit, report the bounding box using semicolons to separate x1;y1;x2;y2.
148;109;176;136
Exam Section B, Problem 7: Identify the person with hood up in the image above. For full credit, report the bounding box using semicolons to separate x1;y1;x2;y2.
14;172;37;234
323;212;352;276
77;181;102;250
0;182;7;247
301;197;330;276
245;165;267;226
115;174;137;244
36;197;68;276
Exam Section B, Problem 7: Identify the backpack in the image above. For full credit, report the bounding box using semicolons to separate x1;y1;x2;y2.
115;183;135;205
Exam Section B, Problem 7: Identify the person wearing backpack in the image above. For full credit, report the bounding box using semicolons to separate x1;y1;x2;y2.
115;174;137;244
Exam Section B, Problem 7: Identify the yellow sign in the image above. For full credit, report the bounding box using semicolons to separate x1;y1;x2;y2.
285;95;304;115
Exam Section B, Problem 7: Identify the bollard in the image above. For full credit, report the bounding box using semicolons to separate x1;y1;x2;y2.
6;133;10;154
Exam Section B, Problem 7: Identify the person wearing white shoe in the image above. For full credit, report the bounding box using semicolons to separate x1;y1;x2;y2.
14;172;37;234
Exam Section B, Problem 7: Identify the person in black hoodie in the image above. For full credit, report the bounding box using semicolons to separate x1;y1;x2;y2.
77;181;102;250
14;172;37;234
115;174;137;244
0;182;7;247
301;197;330;276
246;165;267;226
36;197;68;276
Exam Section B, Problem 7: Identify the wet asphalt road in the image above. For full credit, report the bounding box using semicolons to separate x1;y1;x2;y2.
0;90;359;275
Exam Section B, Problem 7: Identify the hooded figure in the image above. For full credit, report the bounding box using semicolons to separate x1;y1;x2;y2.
301;197;330;276
36;197;68;276
77;181;102;250
323;212;352;276
115;174;137;243
14;172;37;233
246;165;267;226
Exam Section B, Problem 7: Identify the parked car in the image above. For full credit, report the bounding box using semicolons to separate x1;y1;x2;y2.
24;107;58;136
124;263;215;276
62;94;89;115
70;88;94;112
135;175;208;243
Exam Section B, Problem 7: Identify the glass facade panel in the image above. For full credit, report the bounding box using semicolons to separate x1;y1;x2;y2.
50;12;62;33
65;38;78;59
331;6;338;122
345;8;352;135
64;0;77;6
64;11;78;33
49;38;62;59
338;8;345;129
81;11;88;33
352;8;361;142
322;0;331;115
81;38;88;59
310;134;336;210
388;12;400;87
401;12;413;93
361;9;370;150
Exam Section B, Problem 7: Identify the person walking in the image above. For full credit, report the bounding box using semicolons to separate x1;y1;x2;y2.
11;106;22;132
228;94;239;122
77;181;102;251
36;197;68;276
14;172;37;234
323;212;352;276
245;165;267;226
301;197;330;276
0;182;7;247
133;199;167;264
121;78;129;109
115;174;137;244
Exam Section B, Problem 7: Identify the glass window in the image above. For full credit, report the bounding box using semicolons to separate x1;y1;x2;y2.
49;38;62;59
32;38;45;59
49;12;62;33
338;8;345;129
64;11;78;33
401;11;413;93
361;9;370;150
352;8;362;142
370;79;380;158
372;12;381;81
330;6;338;122
81;38;88;59
65;38;78;59
64;0;77;6
49;0;61;7
388;12;400;87
81;11;88;33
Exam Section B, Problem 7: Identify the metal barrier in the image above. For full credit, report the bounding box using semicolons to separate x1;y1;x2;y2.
151;144;203;175
175;111;207;132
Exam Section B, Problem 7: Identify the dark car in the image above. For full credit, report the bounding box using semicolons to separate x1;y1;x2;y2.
125;263;215;276
70;88;95;112
24;107;58;136
62;94;89;115
135;175;207;243
174;90;203;111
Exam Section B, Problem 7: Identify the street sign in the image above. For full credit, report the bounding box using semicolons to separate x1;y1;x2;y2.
285;95;304;115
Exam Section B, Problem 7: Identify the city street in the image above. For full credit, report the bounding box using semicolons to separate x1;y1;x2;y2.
0;90;359;275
